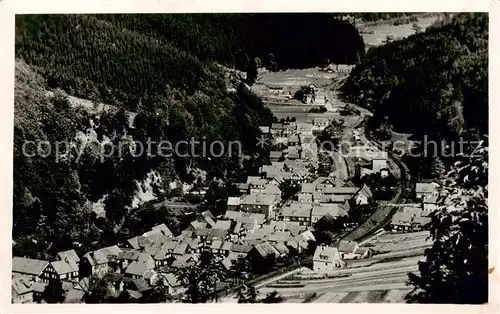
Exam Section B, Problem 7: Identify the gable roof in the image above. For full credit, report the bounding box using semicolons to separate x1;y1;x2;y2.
357;184;373;199
312;203;348;218
125;261;149;276
230;244;252;253
213;220;232;230
281;202;312;218
160;272;181;288
273;242;290;255
313;246;342;263
416;182;439;194
227;197;241;206
57;249;80;264
151;223;173;237
12;257;49;277
337;240;359;253
240;193;275;206
12;276;46;295
84;250;109;266
252;242;280;258
51;260;78;275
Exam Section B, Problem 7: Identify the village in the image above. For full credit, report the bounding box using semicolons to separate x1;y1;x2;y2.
11;67;443;304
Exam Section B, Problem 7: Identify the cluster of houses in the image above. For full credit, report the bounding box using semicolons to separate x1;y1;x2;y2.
390;181;441;232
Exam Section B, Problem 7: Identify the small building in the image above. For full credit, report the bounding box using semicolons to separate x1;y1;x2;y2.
240;193;277;219
313;246;345;271
12;257;54;284
354;184;373;205
51;260;79;282
311;203;348;224
269;151;284;162
288;134;300;146
415;182;440;200
82;250;109;278
336;240;360;260
279;202;312;226
11;276;46;303
227;197;241;211
247;242;280;274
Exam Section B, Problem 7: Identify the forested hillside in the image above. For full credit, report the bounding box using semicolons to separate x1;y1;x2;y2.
341;13;488;140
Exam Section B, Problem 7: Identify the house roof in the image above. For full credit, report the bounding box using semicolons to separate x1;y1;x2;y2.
12;276;46;295
172;242;188;255
127;236;152;250
125;261;149;277
273;242;290;255
230;244;252;253
221;241;233;251
312;203;347;218
416;182;439;194
190;220;208;230
199;211;217;228
98;245;122;258
51;260;78;275
153;246;169;261
85;250;109;266
211;240;223;250
252;242;280;257
271;123;284;130
268;231;292;243
12;257;49;276
240;193;275;206
261;183;282;195
281;202;312;218
64;288;85;303
259;126;270;134
337;240;358;253
390;211;411;227
246;176;269;186
57;249;80;264
313;246;343;263
117;250;140;261
357;184;373;199
160;272;181;287
221;258;232;270
227;197;241;206
214;220;232;230
151;223;173;237
269;151;283;159
323;186;358;195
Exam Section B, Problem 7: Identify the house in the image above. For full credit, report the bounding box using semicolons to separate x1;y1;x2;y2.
247;176;269;192
240;193;277;219
82;250;109;278
286;146;301;160
159;272;184;296
150;223;173;237
286;230;316;253
210;240;223;254
422;194;439;212
172;242;189;256
186;220;208;231
220;241;233;256
288;134;300;146
270;123;284;137
12;257;54;284
235;182;250;194
313;246;345;271
269;151;284;162
152;246;170;268
57;250;80;271
336;240;360;260
257;183;282;203
227;197;241;211
259;126;270;135
312;117;330;128
51;260;79;282
296;123;314;135
354;184;373;205
170;254;198;268
11;276;46;303
273;242;290;258
247;242;280;274
416;182;440;200
267;231;293;244
124;256;155;279
390;211;413;232
196;210;217;228
282;123;297;137
311;203;348;224
354;247;375;259
64;288;86;303
279;202;312;226
126;236;152;251
213;220;232;231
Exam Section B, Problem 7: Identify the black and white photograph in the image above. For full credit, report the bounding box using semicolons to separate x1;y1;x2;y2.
5;6;491;306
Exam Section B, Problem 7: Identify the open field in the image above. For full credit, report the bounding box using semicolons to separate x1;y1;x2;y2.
358;16;442;47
